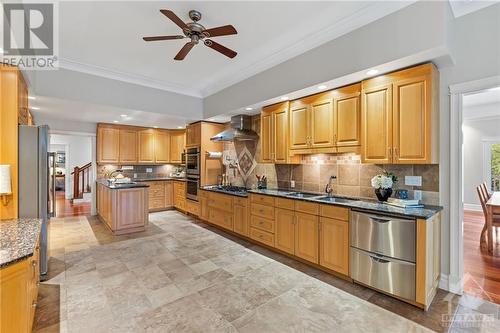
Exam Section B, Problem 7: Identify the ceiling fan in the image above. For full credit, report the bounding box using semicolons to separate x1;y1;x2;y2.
143;9;238;61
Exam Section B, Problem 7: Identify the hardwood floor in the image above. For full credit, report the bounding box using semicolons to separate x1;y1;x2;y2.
464;210;500;304
55;191;91;217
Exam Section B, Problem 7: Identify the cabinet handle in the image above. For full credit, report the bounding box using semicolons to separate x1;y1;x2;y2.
32;301;37;308
334;134;337;144
388;147;392;158
394;147;398;158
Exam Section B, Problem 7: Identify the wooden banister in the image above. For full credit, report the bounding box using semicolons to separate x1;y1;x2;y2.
71;162;92;201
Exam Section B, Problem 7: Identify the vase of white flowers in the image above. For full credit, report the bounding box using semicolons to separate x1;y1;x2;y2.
371;171;398;202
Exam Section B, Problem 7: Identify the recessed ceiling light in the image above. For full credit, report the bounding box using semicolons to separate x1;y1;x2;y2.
31;107;40;110
177;126;183;129
28;96;36;100
245;107;253;111
317;85;327;90
153;126;158;128
366;69;379;76
120;114;127;117
113;120;119;123
280;96;289;101
208;118;215;121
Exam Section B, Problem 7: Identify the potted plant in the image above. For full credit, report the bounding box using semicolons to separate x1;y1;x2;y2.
371;171;398;202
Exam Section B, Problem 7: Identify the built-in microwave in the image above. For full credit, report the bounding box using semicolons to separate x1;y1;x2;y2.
185;147;200;175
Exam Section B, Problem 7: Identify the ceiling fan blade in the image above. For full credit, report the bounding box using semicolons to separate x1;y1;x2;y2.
202;25;237;38
143;35;184;42
204;39;237;59
174;42;194;60
160;9;189;31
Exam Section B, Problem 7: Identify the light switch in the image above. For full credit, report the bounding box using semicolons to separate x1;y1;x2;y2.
290;180;295;188
405;176;422;187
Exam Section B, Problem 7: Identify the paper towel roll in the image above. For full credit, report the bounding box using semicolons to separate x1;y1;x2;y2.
0;165;12;194
206;151;223;159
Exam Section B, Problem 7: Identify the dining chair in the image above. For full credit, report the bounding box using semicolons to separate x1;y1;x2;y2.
481;182;492;200
477;185;500;246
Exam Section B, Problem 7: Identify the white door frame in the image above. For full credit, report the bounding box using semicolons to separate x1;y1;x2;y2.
49;130;97;216
449;75;500;294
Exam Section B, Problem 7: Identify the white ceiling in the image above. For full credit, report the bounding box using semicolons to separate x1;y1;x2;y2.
57;1;394;97
463;87;500;120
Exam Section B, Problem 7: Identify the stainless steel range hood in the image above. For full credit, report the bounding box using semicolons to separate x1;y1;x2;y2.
210;115;259;142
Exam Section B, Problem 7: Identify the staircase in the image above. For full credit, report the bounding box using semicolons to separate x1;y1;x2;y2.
71;162;92;201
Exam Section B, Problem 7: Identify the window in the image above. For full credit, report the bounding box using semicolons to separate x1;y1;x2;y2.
491;143;500;191
483;139;500;192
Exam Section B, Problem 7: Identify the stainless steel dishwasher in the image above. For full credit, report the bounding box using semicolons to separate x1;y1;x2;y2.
350;210;416;300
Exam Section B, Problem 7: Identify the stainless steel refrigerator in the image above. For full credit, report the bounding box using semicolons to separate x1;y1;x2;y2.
18;125;56;281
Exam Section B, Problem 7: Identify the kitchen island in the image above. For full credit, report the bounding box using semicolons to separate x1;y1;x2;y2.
96;180;149;235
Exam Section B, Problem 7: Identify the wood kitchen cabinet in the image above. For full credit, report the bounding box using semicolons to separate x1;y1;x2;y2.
138;129;155;163
119;129;138;163
154;129;170;163
333;83;361;152
170;130;185;164
260;102;300;164
98;126;120;163
295;212;319;264
361;63;438;164
0;238;40;333
289;91;335;153
233;197;249;236
145;181;173;212
275;207;295;255
186;122;201;147
319;217;349;276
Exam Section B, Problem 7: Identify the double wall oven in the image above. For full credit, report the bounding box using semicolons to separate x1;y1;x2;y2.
185;147;200;201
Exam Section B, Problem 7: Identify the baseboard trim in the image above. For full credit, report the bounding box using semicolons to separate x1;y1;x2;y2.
439;274;463;295
464;203;482;212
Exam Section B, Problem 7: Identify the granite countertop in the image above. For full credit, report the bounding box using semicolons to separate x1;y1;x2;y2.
134;177;186;182
200;186;442;219
96;179;149;189
0;218;42;268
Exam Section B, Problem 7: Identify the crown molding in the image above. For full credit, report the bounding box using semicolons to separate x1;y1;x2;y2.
199;1;416;97
58;58;203;98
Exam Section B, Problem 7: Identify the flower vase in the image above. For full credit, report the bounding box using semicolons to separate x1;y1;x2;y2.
375;188;392;202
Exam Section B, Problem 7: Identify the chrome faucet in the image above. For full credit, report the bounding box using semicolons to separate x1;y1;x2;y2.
325;175;336;198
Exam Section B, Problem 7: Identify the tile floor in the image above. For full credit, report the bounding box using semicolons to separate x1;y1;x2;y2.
33;211;500;332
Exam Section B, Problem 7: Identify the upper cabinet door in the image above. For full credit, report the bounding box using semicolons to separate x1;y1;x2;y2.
170;130;185;164
273;108;289;163
260;110;273;163
186;122;201;147
361;83;393;164
289;104;309;150
138;129;155;163
98;127;120;163
119;129;137;164
155;130;170;164
392;75;431;164
309;98;334;148
334;86;361;148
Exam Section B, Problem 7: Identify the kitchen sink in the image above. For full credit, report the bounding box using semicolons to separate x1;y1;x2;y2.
286;192;320;199
314;196;358;203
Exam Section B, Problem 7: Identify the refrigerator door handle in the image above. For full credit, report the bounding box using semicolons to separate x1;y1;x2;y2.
48;152;56;218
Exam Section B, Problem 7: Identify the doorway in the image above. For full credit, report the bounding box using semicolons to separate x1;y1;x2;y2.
49;133;94;217
461;86;500;303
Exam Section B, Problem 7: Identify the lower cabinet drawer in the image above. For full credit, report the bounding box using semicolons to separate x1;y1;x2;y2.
250;227;275;247
250;215;275;233
149;197;165;210
186;200;200;216
350;247;416;301
209;208;233;230
175;195;186;210
250;203;274;220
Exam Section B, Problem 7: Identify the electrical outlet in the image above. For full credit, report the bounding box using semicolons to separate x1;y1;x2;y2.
122;165;134;170
290;180;295;188
146;168;153;173
413;190;422;201
133;173;137;179
405;176;422;187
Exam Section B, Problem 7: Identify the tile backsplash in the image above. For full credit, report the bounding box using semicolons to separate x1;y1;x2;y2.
221;116;439;205
97;164;183;180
